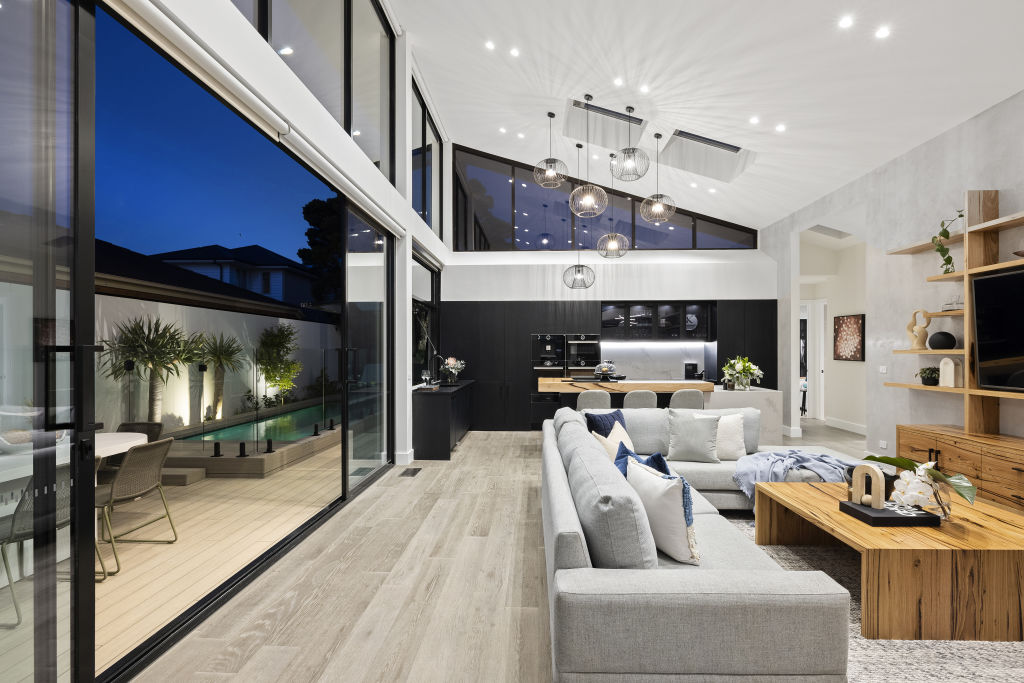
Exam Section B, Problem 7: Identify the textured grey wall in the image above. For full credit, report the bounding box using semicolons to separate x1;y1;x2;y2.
762;89;1024;453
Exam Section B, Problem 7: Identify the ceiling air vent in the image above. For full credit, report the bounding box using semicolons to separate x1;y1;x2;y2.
661;129;756;182
562;98;647;151
807;225;852;240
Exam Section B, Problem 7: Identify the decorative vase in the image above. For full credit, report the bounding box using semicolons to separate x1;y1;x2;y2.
928;331;956;350
926;482;953;520
921;376;939;386
723;380;734;391
735;376;751;391
443;374;458;385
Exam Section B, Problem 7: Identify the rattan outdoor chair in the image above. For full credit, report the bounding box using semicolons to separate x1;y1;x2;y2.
95;437;178;576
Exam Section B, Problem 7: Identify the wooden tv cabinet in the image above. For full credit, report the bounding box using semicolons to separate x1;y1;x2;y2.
897;424;1024;512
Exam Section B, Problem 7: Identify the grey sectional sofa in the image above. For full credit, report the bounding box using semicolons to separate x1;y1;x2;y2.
580;407;859;510
542;410;850;682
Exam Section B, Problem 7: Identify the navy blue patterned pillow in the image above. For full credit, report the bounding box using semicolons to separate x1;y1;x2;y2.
585;409;625;438
614;442;670;477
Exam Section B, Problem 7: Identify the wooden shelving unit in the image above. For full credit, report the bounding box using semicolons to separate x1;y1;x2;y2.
965;208;1024;234
926;270;965;282
884;382;966;394
966;257;1024;276
926;309;964;317
886;232;963;255
892;349;965;355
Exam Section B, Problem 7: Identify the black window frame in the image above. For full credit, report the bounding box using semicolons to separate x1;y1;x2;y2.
411;79;443;238
451;143;757;252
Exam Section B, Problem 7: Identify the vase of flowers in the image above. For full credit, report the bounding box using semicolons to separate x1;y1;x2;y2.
440;356;466;385
721;356;763;391
865;455;976;521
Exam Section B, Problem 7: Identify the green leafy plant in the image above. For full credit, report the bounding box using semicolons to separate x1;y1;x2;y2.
100;317;205;422
202;333;247;420
932;209;964;274
915;366;940;385
864;455;977;506
256;323;303;401
721;356;763;388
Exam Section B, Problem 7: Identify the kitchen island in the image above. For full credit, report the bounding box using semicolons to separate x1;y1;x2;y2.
536;378;715;394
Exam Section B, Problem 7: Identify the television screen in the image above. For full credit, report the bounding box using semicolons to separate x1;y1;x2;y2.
973;268;1024;392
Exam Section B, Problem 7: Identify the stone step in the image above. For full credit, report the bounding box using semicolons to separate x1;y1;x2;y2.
161;467;206;486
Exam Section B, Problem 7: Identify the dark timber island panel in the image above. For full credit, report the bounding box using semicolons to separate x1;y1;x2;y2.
412;380;474;460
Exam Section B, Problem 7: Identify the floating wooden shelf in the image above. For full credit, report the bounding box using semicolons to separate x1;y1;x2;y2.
969;388;1024;401
887;232;963;255
926;310;964;317
926;271;964;282
966;208;1024;234
884;382;966;394
892;349;965;355
966;257;1024;276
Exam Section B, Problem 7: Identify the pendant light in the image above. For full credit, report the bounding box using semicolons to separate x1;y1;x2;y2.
640;132;676;225
563;196;595;288
533;112;568;188
569;94;608;218
597;151;629;258
611;105;649;181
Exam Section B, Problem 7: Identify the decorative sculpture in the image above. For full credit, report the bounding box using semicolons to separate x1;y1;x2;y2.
851;464;886;509
939;357;963;388
906;309;932;350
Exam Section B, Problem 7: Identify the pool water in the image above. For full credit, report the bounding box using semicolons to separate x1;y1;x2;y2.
184;402;343;443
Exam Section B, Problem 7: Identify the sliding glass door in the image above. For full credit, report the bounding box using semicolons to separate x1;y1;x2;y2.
0;0;84;678
345;210;389;489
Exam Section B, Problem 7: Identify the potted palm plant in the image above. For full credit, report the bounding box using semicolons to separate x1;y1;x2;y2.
100;317;205;422
203;333;247;419
256;323;303;404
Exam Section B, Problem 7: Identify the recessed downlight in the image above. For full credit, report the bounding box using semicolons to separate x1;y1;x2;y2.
352;130;361;136
509;47;520;57
613;77;623;87
499;127;507;134
485;40;495;50
517;132;525;139
278;46;294;56
838;15;854;29
775;123;786;132
690;182;697;188
639;84;650;94
749;115;759;125
708;188;717;194
875;25;891;39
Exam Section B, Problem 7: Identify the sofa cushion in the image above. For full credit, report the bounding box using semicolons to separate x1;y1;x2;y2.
667;412;720;463
585;409;624;438
583;408;668;455
715;413;747;461
687;487;718;515
626;458;700;565
656;514;780;571
566;441;659;570
613;442;669;477
672;407;761;454
542;423;592;574
557;422;599;471
667;460;739;491
553;406;586;437
592;422;634;460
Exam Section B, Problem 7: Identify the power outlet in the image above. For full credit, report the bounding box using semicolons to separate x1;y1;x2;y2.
879;365;888;375
878;440;888;449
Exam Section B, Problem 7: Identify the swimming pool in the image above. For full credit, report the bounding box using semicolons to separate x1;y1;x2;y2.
184;401;343;443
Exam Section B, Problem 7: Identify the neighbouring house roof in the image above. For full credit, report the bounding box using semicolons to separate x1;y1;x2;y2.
152;244;312;277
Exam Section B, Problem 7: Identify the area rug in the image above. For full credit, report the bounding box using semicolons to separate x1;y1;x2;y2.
725;513;1024;682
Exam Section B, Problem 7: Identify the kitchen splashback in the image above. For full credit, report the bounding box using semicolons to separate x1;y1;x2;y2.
601;341;706;380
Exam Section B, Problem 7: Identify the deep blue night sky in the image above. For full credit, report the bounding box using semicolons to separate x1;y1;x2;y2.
95;8;333;260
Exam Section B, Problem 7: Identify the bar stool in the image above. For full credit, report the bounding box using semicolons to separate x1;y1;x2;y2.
576;390;611;410
623;390;657;408
669;389;704;409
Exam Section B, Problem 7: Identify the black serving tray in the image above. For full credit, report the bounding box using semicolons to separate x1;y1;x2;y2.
839;500;941;526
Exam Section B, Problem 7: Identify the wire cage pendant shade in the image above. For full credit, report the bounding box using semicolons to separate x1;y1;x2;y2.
640;133;676;224
533;112;568;188
612;106;649;182
570;95;607;218
563;263;596;288
597;231;629;258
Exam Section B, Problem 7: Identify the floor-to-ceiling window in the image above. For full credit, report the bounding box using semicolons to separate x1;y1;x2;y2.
411;255;439;383
0;0;80;678
350;0;394;182
269;0;344;122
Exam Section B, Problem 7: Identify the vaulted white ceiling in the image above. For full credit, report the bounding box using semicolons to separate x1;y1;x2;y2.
390;0;1024;229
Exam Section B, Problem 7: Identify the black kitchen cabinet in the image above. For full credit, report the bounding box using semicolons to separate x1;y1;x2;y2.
440;300;601;430
713;299;777;389
412;381;474;459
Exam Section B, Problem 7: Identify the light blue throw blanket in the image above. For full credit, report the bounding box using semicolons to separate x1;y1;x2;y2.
733;450;857;499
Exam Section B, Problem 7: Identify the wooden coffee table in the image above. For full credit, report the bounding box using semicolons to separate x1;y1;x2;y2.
754;481;1024;641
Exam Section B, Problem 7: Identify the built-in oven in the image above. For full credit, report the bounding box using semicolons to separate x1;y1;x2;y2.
566;333;601;371
532;333;566;370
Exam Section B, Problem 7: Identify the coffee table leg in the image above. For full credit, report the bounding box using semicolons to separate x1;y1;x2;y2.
755;490;839;546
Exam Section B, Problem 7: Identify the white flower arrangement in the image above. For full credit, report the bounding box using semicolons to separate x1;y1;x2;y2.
890;461;940;508
721;356;763;388
440;356;466;379
865;455;977;520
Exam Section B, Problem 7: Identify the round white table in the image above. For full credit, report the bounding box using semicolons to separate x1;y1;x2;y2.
96;432;147;459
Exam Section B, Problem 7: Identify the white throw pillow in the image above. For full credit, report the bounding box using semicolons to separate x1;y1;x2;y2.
715;413;747;461
592;422;634;461
625;457;700;565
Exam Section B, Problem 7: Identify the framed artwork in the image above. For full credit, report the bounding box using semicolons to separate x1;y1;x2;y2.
834;314;865;361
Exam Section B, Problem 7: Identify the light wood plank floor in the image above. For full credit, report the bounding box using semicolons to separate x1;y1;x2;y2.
136;431;550;683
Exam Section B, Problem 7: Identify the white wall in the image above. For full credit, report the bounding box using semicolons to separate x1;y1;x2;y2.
95;294;341;432
802;243;867;433
762;88;1024;449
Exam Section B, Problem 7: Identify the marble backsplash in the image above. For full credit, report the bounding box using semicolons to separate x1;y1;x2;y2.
599;341;709;380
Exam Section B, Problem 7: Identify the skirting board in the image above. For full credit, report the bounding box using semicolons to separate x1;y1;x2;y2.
395;448;415;466
825;417;867;435
782;425;802;438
